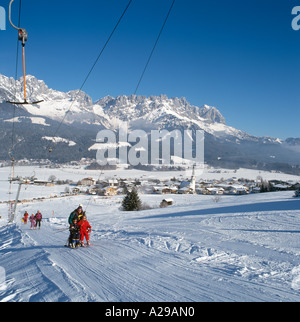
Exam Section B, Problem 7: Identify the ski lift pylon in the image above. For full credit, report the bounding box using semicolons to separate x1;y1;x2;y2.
6;0;43;106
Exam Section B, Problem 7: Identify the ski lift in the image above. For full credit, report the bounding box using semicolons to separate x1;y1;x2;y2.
6;0;43;105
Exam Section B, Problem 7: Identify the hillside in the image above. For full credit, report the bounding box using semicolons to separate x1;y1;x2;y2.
1;189;300;302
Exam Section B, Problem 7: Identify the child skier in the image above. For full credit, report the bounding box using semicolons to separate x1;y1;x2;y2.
68;205;84;225
69;218;81;248
23;211;29;224
29;214;36;230
35;211;42;229
77;214;92;246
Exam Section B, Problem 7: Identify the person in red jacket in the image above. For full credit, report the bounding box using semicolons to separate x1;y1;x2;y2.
23;211;29;224
77;214;91;246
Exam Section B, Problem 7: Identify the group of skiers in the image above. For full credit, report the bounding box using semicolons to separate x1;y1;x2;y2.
22;205;92;248
23;210;43;230
67;204;92;248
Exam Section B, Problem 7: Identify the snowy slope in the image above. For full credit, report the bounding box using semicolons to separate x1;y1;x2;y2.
1;180;300;302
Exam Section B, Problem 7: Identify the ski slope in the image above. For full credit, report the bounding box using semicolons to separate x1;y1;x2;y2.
1;190;300;302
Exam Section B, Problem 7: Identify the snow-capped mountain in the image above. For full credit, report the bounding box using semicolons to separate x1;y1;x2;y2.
0;74;92;106
0;74;299;172
0;74;251;139
95;95;234;136
0;74;96;123
0;74;274;141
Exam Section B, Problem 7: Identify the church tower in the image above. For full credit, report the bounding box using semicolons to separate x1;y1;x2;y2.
191;164;196;194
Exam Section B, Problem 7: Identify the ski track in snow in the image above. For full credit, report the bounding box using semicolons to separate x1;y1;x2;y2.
1;191;300;301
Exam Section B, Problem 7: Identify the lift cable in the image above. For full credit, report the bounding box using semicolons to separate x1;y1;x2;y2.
7;0;133;158
134;0;175;95
7;0;43;105
8;0;22;222
10;0;22;159
48;0;133;148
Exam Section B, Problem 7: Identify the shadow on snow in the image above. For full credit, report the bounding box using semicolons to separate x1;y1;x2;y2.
139;198;300;220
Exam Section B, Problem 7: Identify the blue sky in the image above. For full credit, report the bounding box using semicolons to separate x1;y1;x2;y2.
0;0;300;140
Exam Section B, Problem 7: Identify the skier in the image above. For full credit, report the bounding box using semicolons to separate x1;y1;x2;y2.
29;214;36;230
68;218;81;248
68;204;84;225
77;214;92;246
35;210;42;229
23;211;29;224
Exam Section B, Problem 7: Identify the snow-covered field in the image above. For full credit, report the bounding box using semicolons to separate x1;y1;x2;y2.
1;166;300;302
4;164;300;182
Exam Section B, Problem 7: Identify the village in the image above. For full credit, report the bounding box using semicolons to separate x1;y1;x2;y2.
3;158;300;205
71;175;299;197
27;169;300;201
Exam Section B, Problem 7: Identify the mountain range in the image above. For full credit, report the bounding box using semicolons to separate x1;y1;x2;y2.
0;74;299;174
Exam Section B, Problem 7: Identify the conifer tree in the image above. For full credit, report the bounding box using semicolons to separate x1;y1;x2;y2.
122;187;142;211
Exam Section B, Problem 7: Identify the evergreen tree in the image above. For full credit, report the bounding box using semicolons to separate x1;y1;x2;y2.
122;187;142;211
122;185;129;195
122;192;130;211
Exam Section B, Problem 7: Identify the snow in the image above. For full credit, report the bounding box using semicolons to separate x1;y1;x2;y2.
0;74;287;149
1;166;300;302
42;136;76;147
4;116;50;127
